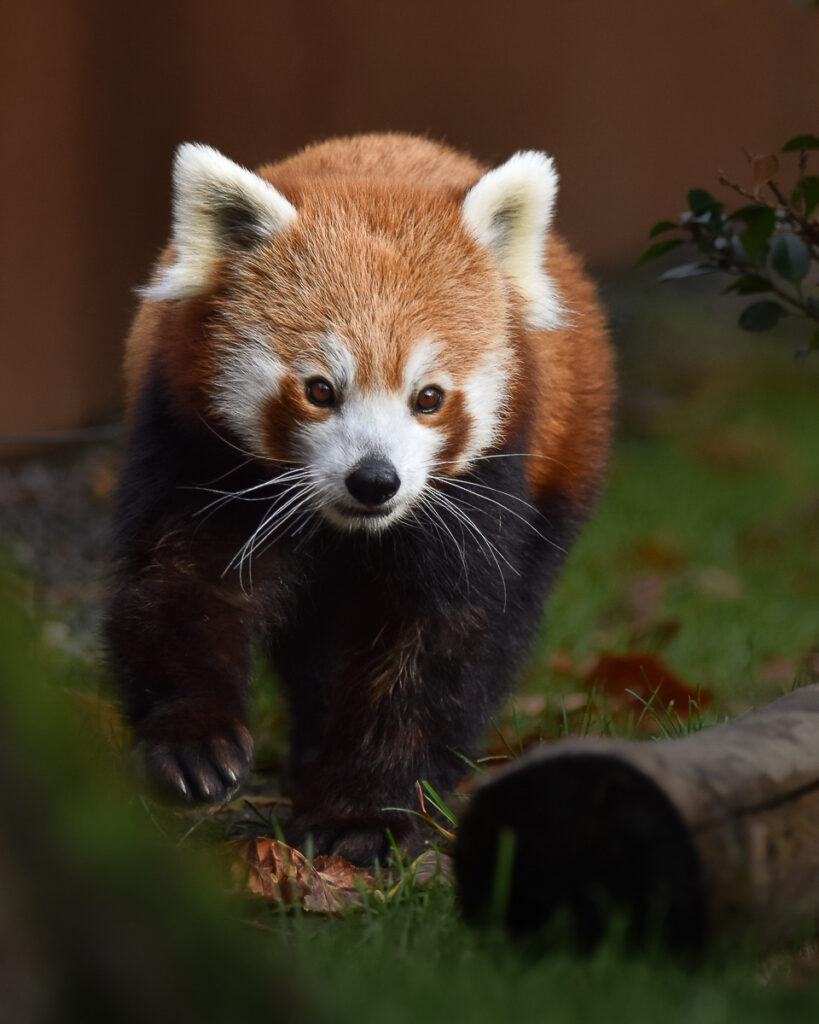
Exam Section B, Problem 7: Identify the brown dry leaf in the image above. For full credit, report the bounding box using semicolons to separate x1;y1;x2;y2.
631;535;684;575
313;854;367;888
585;652;712;728
232;839;379;914
303;875;355;914
410;850;455;888
233;837;313;905
752;153;779;200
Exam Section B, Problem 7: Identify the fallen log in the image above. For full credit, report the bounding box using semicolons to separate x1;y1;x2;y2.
454;684;819;953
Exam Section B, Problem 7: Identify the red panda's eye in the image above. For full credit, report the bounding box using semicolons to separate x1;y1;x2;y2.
415;386;444;414
306;378;336;407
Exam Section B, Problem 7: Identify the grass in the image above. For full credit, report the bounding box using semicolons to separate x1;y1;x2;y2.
3;285;819;1021
533;288;819;709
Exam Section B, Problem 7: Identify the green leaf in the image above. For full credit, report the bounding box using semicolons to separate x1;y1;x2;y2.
782;133;819;152
795;174;819;218
737;300;788;332
810;329;819;352
635;238;685;266
726;204;764;222
649;220;678;238
659;262;713;280
771;234;811;282
735;207;777;261
688;188;721;216
722;274;773;295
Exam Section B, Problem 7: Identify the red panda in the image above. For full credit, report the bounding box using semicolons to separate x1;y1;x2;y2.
106;133;614;865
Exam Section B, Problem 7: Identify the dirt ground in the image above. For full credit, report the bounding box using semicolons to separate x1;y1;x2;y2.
0;441;122;659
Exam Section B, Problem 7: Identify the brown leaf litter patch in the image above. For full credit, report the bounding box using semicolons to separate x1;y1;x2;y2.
231;838;454;914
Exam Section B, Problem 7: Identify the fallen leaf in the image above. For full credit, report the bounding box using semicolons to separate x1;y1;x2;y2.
631;535;684;574
232;837;313;905
411;850;455;888
230;838;451;913
585;652;712;728
313;854;372;891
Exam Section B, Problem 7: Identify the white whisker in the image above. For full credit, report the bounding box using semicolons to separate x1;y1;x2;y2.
222;472;323;591
431;475;549;522
435;477;565;555
434;451;564;468
189;467;311;519
426;488;512;610
417;492;470;592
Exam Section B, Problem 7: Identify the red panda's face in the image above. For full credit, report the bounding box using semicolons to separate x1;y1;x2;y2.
144;144;562;533
205;192;515;530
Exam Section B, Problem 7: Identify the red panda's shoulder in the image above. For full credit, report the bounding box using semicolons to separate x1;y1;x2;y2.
522;235;615;505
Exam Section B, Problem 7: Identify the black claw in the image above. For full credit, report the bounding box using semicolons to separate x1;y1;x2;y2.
140;724;254;806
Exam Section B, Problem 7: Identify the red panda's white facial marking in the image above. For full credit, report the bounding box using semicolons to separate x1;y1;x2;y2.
288;334;450;532
210;334;285;456
206;326;513;532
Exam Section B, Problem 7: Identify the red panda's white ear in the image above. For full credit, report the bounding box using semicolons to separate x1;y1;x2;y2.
462;151;564;331
142;144;298;302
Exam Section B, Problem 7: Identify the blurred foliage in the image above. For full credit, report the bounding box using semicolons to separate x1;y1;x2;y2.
0;561;308;1024
639;135;819;356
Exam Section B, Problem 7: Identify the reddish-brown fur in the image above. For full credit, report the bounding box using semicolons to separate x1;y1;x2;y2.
125;134;614;500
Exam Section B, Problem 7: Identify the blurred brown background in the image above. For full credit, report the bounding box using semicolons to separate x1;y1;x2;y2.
2;0;818;442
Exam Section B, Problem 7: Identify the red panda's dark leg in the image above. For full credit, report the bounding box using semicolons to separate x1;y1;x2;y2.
106;368;265;804
107;535;258;804
282;484;584;866
283;609;533;865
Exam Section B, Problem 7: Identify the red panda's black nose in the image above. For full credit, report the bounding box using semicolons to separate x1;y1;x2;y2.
345;459;401;507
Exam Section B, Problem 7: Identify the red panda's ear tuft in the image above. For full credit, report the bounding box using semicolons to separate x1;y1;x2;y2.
141;144;298;303
462;152;565;331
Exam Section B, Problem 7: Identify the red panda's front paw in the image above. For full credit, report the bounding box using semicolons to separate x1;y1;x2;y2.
137;713;254;805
